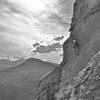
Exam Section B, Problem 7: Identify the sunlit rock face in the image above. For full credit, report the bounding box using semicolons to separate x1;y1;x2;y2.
55;0;100;99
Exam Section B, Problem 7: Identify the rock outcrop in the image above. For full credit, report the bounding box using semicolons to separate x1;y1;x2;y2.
62;0;100;82
56;50;100;100
35;67;62;100
55;0;100;99
35;0;100;99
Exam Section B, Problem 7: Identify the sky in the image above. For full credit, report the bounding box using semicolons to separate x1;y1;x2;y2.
0;0;75;63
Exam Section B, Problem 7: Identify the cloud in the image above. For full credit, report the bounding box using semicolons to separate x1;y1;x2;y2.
33;43;40;47
47;13;69;27
0;0;24;15
53;36;64;41
59;53;63;56
56;0;75;23
33;43;62;54
0;0;74;62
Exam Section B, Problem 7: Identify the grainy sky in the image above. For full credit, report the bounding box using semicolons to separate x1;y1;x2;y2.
0;0;75;63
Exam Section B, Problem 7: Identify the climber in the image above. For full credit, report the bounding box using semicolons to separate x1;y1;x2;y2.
73;38;80;55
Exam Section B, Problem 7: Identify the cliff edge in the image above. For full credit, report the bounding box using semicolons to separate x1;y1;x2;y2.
55;0;100;99
62;0;100;82
35;0;100;99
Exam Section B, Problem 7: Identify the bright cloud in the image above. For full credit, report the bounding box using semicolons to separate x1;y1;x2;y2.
8;0;58;13
0;0;74;62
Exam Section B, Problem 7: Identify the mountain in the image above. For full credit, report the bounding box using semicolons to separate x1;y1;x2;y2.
0;58;56;81
0;58;25;70
56;50;100;100
0;57;58;100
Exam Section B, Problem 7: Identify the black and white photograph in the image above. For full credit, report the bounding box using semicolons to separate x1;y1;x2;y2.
0;0;100;100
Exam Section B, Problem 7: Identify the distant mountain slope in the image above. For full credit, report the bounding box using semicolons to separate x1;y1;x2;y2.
0;58;25;70
0;58;56;81
0;58;59;100
47;61;59;67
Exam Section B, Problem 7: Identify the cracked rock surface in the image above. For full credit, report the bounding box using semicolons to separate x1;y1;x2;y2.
56;51;100;100
35;0;100;99
55;0;100;100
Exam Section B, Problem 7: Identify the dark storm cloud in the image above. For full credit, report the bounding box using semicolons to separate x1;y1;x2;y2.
53;36;64;41
33;43;63;54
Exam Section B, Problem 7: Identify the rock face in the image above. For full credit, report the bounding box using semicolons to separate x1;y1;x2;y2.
35;67;62;100
62;0;100;82
56;51;100;100
55;0;100;99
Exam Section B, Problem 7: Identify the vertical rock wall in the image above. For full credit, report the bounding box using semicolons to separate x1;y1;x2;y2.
62;0;100;82
55;0;100;99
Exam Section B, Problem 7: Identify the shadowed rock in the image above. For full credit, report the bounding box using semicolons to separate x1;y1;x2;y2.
56;51;100;100
56;0;100;100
